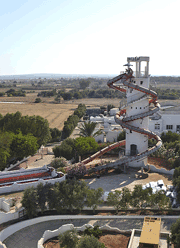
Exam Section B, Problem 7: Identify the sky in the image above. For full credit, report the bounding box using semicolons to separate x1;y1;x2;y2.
0;0;180;76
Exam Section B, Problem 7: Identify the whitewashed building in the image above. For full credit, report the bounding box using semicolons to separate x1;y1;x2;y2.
90;115;123;143
149;110;180;135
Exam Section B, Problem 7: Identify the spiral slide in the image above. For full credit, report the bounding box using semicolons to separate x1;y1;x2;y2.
80;68;162;171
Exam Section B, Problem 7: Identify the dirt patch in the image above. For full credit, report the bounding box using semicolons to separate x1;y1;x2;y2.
148;157;173;170
99;233;130;248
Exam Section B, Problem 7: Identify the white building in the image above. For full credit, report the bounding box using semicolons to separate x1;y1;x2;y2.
90;115;123;143
149;110;180;135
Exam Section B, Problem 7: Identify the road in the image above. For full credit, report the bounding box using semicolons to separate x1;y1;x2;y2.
3;215;178;248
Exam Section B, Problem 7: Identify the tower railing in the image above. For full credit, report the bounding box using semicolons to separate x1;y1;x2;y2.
120;71;148;78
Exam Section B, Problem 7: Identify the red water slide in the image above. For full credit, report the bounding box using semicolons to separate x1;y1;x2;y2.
79;70;162;169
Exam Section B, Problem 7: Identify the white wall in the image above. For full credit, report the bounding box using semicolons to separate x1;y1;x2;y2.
0;175;66;194
149;114;180;134
0;210;19;226
109;108;119;116
38;223;131;248
0;198;10;213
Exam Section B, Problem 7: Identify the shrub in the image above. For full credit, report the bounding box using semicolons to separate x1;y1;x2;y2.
83;225;102;239
78;235;105;248
50;157;68;169
117;130;125;141
169;218;180;247
58;229;79;248
57;167;66;173
67;164;87;178
173;157;180;168
34;97;42;103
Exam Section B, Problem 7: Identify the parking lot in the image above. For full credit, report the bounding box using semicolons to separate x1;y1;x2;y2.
85;168;173;192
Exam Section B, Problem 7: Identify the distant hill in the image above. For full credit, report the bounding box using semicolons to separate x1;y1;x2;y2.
0;73;115;80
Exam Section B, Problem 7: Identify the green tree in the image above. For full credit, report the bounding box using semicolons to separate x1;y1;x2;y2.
150;191;170;209
75;137;99;157
34;97;42;103
50;127;62;141
21;187;38;218
161;131;180;143
173;157;180;168
86;188;103;213
53;180;88;213
10;131;38;159
83;225;102;239
50;157;68;169
36;183;50;213
120;187;131;210
107;104;115;112
173;167;180;203
26;115;51;146
53;138;75;160
79;121;102;138
131;185;152;208
78;235;105;248
117;130;125;142
170;218;180;247
0;131;13;171
107;190;122;213
0;112;51;146
58;229;79;248
79;79;91;89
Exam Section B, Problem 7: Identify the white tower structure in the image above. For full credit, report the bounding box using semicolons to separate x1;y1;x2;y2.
79;56;162;172
125;57;150;167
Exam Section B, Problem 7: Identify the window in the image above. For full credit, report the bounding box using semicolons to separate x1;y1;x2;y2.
177;125;180;132
155;124;160;130
166;125;173;130
140;81;143;85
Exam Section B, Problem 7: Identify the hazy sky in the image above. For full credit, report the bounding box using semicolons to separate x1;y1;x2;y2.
0;0;179;76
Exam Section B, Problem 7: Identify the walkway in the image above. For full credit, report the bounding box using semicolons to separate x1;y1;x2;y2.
3;215;178;248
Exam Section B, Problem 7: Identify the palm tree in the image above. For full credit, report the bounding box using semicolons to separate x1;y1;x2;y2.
78;121;102;137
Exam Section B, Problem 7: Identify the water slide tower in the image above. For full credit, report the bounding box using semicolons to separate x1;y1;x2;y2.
125;57;150;167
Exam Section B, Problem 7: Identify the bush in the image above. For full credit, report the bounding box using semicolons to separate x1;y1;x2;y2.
173;157;180;168
34;97;42;103
78;235;105;248
117;130;125;141
50;127;62;141
58;229;79;248
57;167;66;173
67;164;87;179
84;225;102;239
53;138;75;160
170;218;180;247
50;157;68;169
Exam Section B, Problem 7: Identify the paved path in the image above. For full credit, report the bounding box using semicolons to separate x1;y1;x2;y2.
3;216;178;248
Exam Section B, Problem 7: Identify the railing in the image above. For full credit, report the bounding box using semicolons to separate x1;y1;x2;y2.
120;71;148;78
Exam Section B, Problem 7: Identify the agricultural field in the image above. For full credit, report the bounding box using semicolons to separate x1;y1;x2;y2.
0;93;122;130
0;80;180;130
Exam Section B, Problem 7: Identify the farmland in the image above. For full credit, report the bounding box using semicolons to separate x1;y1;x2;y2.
0;92;122;129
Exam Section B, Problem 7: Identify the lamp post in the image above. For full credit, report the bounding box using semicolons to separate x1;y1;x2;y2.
40;145;44;159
